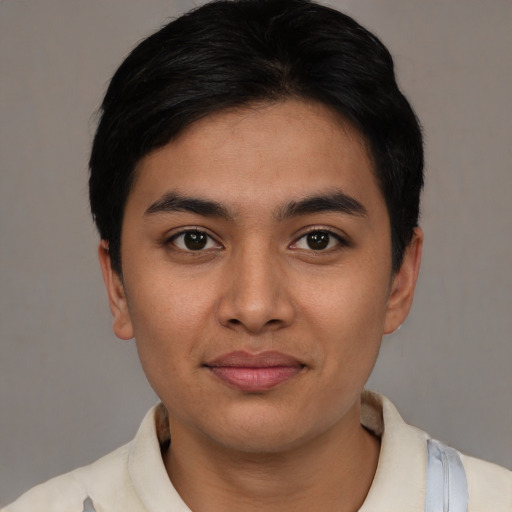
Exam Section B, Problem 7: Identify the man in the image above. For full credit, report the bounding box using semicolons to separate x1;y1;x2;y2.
4;0;510;510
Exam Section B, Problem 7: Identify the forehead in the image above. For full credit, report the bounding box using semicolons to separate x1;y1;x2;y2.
128;100;384;218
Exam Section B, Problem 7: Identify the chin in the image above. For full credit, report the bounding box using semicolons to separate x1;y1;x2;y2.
217;429;308;455
202;409;322;455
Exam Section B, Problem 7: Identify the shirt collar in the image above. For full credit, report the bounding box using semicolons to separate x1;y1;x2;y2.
128;391;428;512
359;391;428;512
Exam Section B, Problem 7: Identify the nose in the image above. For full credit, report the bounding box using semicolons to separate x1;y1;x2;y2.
217;244;295;334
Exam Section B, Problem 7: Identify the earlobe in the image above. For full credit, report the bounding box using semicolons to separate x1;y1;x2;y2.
383;228;423;335
98;241;134;340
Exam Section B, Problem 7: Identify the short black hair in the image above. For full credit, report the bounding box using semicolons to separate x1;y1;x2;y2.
89;0;423;275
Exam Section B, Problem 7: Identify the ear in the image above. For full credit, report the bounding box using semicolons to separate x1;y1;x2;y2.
383;227;423;335
98;241;134;340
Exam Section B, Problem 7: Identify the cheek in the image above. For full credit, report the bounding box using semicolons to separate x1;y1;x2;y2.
300;264;390;333
126;266;214;334
296;260;390;371
123;271;216;384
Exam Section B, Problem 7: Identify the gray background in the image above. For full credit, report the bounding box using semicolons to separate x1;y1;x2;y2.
1;0;511;505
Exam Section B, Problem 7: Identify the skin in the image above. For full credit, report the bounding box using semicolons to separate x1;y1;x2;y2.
99;99;423;512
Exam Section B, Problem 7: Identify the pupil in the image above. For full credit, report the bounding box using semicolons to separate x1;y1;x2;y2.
184;231;207;250
307;231;329;250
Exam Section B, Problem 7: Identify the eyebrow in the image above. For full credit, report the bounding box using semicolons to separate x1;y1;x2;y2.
145;192;233;220
144;190;367;221
275;191;367;220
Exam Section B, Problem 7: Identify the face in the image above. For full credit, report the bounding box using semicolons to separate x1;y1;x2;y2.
100;100;422;453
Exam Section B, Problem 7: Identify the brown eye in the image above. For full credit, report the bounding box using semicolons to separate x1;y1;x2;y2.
183;231;208;250
306;231;330;250
291;229;344;252
171;230;221;251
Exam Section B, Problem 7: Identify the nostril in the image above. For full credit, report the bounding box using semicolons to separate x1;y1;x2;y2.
228;318;281;327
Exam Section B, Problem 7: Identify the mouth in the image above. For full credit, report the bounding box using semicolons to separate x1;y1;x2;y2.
204;351;306;392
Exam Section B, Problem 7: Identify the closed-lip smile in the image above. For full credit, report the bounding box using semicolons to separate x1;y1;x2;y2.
204;350;305;392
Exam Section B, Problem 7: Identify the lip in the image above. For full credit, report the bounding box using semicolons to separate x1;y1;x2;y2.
204;351;305;392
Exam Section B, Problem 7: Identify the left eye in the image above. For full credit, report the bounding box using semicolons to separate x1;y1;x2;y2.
292;230;342;251
170;230;220;251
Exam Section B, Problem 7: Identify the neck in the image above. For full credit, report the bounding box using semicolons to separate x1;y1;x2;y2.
163;403;380;512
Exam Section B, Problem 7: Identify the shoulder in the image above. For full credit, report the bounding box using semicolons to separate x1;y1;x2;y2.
462;452;512;511
361;391;511;511
3;404;187;512
1;403;166;512
2;442;142;512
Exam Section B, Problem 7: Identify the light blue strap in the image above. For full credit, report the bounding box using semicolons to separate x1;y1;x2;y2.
82;497;97;512
425;439;469;512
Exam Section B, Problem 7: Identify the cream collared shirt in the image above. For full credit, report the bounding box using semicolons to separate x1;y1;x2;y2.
4;391;511;512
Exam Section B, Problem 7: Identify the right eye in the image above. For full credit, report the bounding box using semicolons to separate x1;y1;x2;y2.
169;230;222;251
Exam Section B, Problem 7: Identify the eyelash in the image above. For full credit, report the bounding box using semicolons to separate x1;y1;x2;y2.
164;228;349;255
290;228;349;252
165;228;222;253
